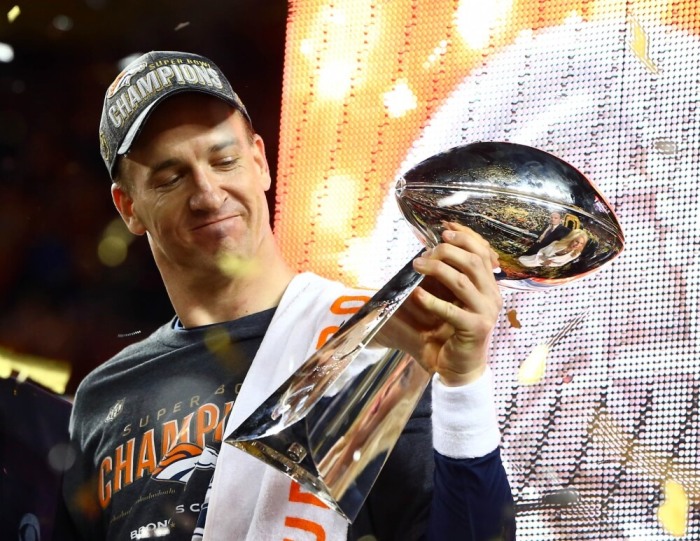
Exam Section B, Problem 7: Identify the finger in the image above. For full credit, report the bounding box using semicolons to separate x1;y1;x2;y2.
441;222;500;273
393;282;445;328
410;284;493;338
443;222;499;272
378;305;427;356
416;242;499;302
412;253;490;316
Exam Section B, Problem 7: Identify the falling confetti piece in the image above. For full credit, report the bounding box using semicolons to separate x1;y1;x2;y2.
653;138;678;155
657;479;688;537
507;309;521;328
518;343;549;385
7;5;20;23
174;21;190;31
545;308;590;348
629;17;658;74
204;327;231;355
117;330;142;338
216;253;259;278
517;309;589;385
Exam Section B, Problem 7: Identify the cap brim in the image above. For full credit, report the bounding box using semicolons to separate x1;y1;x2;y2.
115;87;247;159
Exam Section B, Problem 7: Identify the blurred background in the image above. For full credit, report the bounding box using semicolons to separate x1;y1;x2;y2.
0;0;288;394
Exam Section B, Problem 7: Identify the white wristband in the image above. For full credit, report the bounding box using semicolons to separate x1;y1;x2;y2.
431;365;501;458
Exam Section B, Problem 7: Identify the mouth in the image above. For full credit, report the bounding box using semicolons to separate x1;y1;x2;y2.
191;215;240;231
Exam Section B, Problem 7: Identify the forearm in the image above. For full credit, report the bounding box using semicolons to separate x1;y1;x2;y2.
428;368;515;541
427;449;515;541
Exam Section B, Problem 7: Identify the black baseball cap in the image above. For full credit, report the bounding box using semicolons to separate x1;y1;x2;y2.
99;51;252;180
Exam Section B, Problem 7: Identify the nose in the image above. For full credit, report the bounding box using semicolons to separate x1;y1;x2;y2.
189;168;226;212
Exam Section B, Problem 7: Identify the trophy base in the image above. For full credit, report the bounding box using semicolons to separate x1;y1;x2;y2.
227;429;350;521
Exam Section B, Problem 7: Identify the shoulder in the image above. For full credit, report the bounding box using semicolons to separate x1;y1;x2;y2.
74;319;176;398
290;272;376;315
278;272;377;356
297;271;376;296
69;319;181;438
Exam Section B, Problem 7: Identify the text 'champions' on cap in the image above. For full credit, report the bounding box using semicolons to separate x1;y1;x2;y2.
99;51;252;180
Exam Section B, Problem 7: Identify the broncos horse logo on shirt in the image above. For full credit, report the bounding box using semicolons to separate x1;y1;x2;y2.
153;443;218;484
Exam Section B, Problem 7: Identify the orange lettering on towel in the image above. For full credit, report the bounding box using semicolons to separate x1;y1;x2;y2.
283;292;372;536
316;294;370;349
289;481;327;508
330;295;370;314
283;517;326;541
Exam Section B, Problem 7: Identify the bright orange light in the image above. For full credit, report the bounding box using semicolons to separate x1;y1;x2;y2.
275;0;700;287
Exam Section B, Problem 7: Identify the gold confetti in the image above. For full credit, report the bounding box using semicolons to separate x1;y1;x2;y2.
204;327;232;356
592;413;700;511
216;253;259;278
506;309;521;328
518;343;549;385
629;17;658;74
98;218;135;267
7;5;20;23
98;236;128;267
658;479;688;537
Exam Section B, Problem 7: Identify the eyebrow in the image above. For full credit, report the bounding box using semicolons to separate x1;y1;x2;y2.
147;138;241;177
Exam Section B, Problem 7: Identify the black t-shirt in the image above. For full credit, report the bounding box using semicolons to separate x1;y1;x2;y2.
63;308;276;541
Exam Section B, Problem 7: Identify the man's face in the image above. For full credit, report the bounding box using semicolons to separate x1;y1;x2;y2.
112;94;272;277
550;212;562;226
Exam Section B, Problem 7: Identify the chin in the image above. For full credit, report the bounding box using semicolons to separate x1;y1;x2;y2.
213;249;259;279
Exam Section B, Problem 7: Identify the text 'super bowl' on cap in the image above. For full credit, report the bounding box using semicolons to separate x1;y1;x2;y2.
99;50;251;180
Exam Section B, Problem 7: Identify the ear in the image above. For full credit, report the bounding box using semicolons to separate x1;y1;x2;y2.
251;134;272;191
111;183;147;236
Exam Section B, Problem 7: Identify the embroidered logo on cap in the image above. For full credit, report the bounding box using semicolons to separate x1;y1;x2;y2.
105;58;225;130
107;60;148;98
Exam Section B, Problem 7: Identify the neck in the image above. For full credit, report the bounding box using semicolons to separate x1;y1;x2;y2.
158;242;296;328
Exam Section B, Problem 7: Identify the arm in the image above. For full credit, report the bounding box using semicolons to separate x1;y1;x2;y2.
428;370;515;541
429;449;514;541
373;223;515;540
348;371;515;541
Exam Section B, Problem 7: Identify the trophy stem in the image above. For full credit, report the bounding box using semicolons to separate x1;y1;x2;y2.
228;348;431;522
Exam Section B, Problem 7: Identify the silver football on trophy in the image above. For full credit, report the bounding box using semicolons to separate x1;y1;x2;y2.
395;141;625;289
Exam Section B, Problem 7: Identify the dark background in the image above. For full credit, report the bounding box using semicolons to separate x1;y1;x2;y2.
0;0;288;394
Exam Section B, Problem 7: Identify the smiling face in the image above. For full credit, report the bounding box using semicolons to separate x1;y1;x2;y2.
112;93;273;280
568;235;586;252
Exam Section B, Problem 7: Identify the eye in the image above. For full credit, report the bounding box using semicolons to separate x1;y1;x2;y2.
154;174;182;190
213;156;239;170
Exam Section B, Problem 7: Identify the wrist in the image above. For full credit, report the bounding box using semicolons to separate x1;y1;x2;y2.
431;366;501;458
437;363;487;387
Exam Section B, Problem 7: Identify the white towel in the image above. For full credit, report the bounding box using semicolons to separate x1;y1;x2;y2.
203;272;374;541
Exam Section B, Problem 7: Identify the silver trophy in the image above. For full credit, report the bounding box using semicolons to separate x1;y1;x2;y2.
227;141;625;521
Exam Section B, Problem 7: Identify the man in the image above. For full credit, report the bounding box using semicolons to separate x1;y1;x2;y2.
521;210;571;256
63;51;514;541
